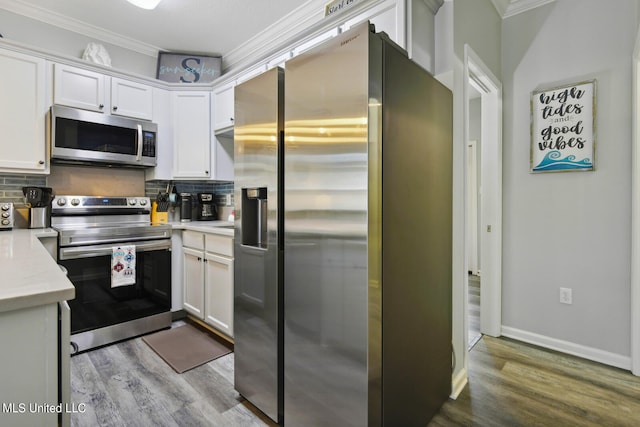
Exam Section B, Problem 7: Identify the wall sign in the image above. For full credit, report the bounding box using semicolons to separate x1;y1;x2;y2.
324;0;363;17
530;80;596;173
156;52;221;84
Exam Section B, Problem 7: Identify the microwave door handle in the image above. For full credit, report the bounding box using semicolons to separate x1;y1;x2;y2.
136;124;143;161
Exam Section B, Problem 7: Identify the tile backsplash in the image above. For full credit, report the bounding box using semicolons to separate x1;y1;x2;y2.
0;174;47;205
0;173;234;209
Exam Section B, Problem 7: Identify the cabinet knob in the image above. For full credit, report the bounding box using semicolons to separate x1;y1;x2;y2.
99;104;104;109
205;171;209;175
113;106;118;111
38;160;44;165
230;117;234;122
197;257;202;261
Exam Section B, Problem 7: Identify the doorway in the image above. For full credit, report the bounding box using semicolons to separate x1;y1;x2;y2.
463;45;503;354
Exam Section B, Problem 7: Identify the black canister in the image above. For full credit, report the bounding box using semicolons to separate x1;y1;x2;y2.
180;193;192;222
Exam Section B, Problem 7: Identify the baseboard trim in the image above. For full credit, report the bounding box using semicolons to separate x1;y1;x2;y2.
450;368;468;399
501;326;631;371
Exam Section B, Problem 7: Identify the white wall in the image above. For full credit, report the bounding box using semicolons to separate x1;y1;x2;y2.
502;0;638;363
444;0;501;394
0;9;156;76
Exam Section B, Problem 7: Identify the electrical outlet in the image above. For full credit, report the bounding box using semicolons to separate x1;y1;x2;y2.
559;287;572;305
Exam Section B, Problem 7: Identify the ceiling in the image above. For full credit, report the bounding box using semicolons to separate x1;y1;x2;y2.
0;0;551;61
0;0;313;57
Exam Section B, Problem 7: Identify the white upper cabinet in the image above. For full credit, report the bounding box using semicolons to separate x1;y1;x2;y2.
110;77;153;120
53;64;106;112
0;48;48;174
172;91;211;179
212;81;235;133
53;64;153;120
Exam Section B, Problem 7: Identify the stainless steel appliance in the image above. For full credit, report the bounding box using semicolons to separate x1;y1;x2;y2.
51;195;172;353
234;67;284;423
0;202;14;229
179;193;192;222
234;22;453;426
197;193;218;220
22;186;54;228
50;105;158;167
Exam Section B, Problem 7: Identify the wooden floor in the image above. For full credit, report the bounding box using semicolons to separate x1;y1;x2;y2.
71;325;640;426
429;336;640;427
70;323;276;427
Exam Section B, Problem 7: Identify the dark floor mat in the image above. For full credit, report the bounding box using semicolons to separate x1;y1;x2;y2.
142;323;231;373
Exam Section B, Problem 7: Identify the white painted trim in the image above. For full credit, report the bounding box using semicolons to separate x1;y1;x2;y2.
0;0;161;57
630;25;640;376
421;0;444;14
502;326;632;371
463;45;503;338
490;0;555;19
223;0;391;73
450;367;468;400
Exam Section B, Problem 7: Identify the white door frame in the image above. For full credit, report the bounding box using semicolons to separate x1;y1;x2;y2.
630;27;640;376
463;45;503;340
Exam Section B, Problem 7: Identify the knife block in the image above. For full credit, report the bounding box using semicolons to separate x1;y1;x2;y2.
151;202;168;224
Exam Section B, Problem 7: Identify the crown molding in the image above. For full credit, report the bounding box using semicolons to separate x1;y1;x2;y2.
422;0;444;14
0;0;161;57
490;0;555;19
222;0;390;74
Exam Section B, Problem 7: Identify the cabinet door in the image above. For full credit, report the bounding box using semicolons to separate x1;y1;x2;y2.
183;247;205;319
0;49;48;174
111;77;153;120
212;82;235;133
53;63;106;112
172;91;211;178
204;253;234;337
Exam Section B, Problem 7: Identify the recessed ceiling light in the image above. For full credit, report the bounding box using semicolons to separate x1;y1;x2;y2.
126;0;162;10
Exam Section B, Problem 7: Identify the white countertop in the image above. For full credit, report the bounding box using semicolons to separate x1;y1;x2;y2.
170;220;235;237
0;228;75;313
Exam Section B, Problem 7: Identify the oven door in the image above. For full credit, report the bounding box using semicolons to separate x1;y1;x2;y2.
59;239;171;336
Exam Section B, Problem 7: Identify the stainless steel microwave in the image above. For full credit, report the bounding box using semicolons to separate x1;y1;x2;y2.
50;105;158;167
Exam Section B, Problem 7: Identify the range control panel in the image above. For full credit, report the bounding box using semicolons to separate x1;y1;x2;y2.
0;203;14;229
52;196;150;211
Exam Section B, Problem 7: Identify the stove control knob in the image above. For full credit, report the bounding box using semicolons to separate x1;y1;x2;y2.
71;198;80;206
139;199;147;206
1;204;9;211
1;212;9;218
129;199;137;206
57;198;67;206
1;219;9;226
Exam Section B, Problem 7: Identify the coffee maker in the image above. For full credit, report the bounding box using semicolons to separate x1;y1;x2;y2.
197;193;218;221
22;186;54;228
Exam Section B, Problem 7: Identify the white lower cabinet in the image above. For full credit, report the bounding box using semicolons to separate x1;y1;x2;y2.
182;230;234;338
183;246;205;318
204;253;234;336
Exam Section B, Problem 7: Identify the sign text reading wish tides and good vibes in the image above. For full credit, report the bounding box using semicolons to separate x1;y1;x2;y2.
531;81;595;172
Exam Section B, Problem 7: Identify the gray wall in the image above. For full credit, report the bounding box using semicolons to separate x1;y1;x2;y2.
0;9;156;77
502;0;638;356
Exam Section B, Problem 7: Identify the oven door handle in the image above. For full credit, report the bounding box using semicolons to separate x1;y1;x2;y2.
59;239;171;260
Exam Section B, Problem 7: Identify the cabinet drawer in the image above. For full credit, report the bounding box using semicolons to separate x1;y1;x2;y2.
183;230;205;250
205;233;234;257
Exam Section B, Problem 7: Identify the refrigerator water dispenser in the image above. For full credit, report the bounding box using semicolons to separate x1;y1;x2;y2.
241;187;268;248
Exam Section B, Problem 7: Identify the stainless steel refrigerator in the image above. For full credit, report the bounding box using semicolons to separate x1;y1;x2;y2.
234;21;452;426
234;66;284;424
